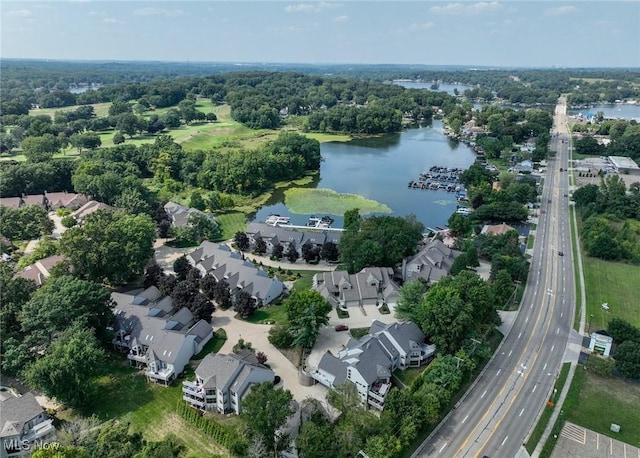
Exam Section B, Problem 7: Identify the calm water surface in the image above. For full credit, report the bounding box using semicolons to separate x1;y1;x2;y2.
568;103;640;121
252;120;476;230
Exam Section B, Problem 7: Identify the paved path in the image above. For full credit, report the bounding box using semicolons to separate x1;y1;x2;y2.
213;308;328;403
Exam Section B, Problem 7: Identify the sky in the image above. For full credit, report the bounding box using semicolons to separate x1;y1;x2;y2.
1;1;639;68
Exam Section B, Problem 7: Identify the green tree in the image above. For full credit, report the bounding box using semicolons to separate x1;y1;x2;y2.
343;208;361;232
21;133;60;162
60;210;156;285
607;318;640;344
0;264;36;342
0;205;54;241
615;340;640;379
31;445;90;458
234;231;250;251
25;325;105;411
113;131;125;145
20;275;113;349
421;285;474;355
90;422;143;458
69;133;102;152
296;421;338;458
395;279;426;323
241;382;295;453
285;290;331;348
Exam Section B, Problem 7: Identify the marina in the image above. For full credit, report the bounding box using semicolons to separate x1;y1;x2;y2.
408;164;466;193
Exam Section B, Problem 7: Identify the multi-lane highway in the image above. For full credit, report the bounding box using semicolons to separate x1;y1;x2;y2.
413;97;575;458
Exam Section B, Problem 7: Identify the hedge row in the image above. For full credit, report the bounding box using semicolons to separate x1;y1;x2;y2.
175;401;247;455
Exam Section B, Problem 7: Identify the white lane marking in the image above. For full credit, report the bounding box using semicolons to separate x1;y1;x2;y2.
496;369;502;377
462;414;469;424
543;363;547;370
551;345;555;352
518;332;522;339
532;385;537;393
561;312;563;318
501;436;509;447
508;350;513;357
519;408;525;417
439;443;448;454
530;303;534;309
481;390;487;399
556;327;560;334
525;316;529;323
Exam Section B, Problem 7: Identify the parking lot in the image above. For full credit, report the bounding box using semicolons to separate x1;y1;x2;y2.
552;422;640;458
306;303;398;371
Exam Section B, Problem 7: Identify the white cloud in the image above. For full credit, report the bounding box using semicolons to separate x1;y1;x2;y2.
409;21;434;31
430;2;501;15
103;17;126;25
133;7;187;17
285;2;340;13
333;15;348;22
544;6;576;16
6;9;33;18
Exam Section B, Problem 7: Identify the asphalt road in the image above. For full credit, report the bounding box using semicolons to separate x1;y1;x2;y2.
413;97;575;458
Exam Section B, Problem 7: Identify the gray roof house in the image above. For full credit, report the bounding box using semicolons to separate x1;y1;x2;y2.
70;200;113;222
44;192;88;211
312;267;400;310
111;286;213;385
182;350;275;414
16;254;66;286
164;202;217;228
246;222;342;255
401;239;461;285
310;320;435;410
188;242;284;305
1;393;55;458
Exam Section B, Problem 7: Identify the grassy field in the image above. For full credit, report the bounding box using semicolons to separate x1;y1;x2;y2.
29;102;112;118
60;357;232;458
214;211;247;241
566;369;640;447
284;187;392;216
582;256;640;329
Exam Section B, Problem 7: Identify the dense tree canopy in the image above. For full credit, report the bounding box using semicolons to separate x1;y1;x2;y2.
60;210;156;284
339;214;424;273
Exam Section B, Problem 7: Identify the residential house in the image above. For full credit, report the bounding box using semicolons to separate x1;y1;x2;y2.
182;350;275;414
246;222;342;255
480;223;517;237
111;286;213;385
310;320;435;410
71;200;113;222
164;202;217;228
44;192;88;211
401;239;461;285
0;197;23;210
513;160;534;174
16;254;66;286
312;267;400;310
187;242;284;305
1;393;56;458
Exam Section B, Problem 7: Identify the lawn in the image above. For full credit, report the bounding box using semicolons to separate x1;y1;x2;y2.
61;357;232;458
582;256;640;329
244;304;288;325
214;211;247;241
394;365;428;387
29;102;112;118
191;330;227;360
566;369;640;447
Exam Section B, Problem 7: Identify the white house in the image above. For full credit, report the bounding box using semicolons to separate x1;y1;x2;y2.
111;286;213;385
0;393;56;458
188;242;284;305
311;320;435;410
182;350;274;414
401;239;461;285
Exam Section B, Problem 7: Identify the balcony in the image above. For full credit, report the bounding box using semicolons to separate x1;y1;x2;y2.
127;352;147;363
368;380;391;404
22;419;55;442
182;381;204;397
145;367;174;382
182;395;205;408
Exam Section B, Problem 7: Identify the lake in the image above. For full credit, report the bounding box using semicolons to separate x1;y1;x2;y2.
568;103;640;121
252;120;477;230
393;80;473;96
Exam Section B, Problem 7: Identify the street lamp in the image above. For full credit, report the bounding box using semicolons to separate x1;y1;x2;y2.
588;314;594;334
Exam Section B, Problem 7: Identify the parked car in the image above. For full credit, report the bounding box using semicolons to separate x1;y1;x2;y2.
558;251;564;256
335;324;349;332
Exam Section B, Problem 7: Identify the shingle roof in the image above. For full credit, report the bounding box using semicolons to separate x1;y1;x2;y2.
0;393;45;439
